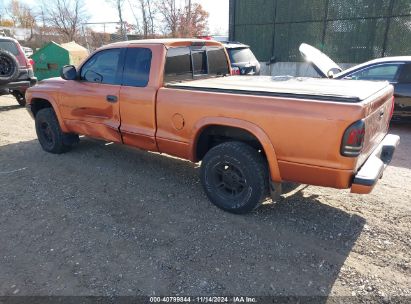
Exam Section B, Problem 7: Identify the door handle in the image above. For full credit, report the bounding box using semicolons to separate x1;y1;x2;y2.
106;95;118;103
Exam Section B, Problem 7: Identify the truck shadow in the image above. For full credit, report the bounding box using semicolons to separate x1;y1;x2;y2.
0;104;22;113
0;138;365;299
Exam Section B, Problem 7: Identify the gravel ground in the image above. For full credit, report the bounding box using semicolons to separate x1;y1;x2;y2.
0;95;410;300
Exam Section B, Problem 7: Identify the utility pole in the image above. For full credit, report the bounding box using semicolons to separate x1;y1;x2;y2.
116;0;126;40
186;0;192;37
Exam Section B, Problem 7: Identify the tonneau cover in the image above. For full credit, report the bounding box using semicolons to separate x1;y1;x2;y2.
167;76;390;103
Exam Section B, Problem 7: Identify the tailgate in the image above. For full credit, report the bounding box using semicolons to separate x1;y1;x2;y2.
356;85;394;170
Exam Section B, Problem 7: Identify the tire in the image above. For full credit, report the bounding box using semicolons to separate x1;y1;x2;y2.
11;90;26;106
0;50;19;84
200;141;269;214
35;108;71;154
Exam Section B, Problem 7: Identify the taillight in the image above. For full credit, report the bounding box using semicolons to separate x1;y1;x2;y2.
25;57;34;68
231;67;240;75
341;120;365;157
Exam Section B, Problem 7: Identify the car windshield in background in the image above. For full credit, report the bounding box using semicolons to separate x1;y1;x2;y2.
0;41;19;56
228;48;257;63
348;64;401;82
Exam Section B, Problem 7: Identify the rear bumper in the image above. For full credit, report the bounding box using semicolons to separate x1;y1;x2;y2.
351;134;400;194
1;77;37;92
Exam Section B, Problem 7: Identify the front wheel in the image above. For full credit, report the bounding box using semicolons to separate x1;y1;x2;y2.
35;108;71;154
200;141;269;214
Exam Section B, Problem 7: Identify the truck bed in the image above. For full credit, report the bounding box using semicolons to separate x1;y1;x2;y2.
167;76;390;103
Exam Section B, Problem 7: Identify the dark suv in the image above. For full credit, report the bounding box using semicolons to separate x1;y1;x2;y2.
0;37;37;106
222;42;260;76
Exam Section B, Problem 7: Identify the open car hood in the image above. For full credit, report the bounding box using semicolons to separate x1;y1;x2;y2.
299;43;342;78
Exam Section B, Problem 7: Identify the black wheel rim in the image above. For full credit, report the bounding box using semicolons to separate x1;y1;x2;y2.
39;121;55;147
212;161;247;199
14;92;24;101
0;55;16;77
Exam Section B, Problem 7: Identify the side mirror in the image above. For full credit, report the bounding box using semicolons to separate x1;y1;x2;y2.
61;65;77;81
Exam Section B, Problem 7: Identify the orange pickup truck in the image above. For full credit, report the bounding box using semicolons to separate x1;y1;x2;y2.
26;39;400;214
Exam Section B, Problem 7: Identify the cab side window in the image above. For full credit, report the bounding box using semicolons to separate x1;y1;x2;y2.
122;48;152;87
80;49;122;85
348;64;401;82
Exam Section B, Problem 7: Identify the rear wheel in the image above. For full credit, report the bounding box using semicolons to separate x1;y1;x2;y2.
0;50;19;84
35;108;72;154
200;141;269;214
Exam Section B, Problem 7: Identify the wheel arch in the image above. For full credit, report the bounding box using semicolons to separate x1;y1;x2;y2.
30;94;68;133
190;117;282;182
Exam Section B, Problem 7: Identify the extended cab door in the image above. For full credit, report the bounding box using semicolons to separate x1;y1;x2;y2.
118;44;164;151
59;48;124;143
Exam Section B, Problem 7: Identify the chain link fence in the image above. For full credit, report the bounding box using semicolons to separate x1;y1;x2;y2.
229;0;411;63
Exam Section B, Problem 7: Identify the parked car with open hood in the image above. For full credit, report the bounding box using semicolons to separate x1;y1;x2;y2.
300;43;411;123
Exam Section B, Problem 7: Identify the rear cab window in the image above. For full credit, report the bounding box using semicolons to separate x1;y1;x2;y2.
164;46;230;84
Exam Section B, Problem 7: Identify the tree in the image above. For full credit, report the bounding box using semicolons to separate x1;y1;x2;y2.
106;0;127;39
158;0;209;38
138;0;156;38
158;0;179;37
42;0;87;42
0;19;14;27
179;2;208;37
6;0;37;29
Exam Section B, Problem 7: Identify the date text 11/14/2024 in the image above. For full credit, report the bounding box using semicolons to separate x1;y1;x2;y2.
149;297;257;303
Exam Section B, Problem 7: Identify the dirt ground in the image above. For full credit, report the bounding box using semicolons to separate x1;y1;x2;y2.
0;95;410;301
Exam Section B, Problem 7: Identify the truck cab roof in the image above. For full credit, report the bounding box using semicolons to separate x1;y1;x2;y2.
107;38;223;49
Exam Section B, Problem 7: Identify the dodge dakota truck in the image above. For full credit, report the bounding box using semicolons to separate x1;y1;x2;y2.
26;39;400;214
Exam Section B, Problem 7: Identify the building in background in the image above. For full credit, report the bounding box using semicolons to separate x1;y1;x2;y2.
229;0;411;76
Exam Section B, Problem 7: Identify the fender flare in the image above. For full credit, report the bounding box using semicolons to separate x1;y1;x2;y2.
30;93;69;133
190;117;282;182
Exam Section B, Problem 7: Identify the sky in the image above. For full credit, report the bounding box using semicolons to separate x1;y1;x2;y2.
2;0;229;35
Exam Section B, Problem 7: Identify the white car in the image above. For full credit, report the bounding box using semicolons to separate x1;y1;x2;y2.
22;46;33;57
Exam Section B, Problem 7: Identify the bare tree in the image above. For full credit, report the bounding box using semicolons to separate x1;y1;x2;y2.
42;0;87;42
6;0;37;40
106;0;127;39
158;0;179;37
137;0;156;38
6;0;37;29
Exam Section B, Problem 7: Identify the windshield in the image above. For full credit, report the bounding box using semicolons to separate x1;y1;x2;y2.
0;41;19;56
228;48;257;63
